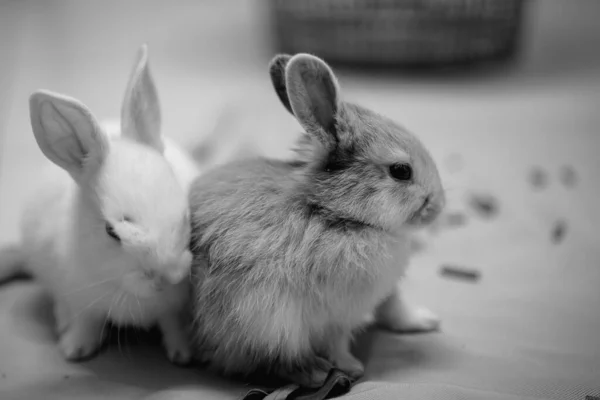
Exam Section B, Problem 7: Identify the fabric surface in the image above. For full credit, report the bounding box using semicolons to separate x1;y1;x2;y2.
1;88;599;399
238;370;352;400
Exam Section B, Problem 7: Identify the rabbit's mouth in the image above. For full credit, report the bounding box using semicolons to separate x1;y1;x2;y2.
407;196;441;226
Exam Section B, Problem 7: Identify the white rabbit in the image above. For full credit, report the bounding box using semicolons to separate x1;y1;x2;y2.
0;44;204;364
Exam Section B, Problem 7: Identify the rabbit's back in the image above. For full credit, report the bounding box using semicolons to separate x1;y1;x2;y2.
20;168;76;288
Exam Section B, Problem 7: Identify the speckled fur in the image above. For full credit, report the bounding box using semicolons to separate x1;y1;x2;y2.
189;54;444;385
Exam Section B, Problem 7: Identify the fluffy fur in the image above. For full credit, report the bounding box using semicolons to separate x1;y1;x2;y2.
189;54;445;386
0;44;198;364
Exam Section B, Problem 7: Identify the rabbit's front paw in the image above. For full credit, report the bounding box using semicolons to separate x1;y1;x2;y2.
328;334;364;381
383;306;441;333
195;346;214;365
58;316;105;361
164;337;192;366
334;352;364;381
158;314;192;366
278;356;332;388
375;288;440;334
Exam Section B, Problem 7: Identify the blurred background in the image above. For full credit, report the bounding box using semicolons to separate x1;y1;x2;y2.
0;1;599;399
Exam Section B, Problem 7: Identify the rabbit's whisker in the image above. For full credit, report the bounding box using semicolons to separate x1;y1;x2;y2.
71;291;112;322
61;276;119;297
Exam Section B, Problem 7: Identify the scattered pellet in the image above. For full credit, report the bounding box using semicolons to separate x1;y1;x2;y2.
63;375;70;380
469;193;499;218
559;165;577;188
552;220;567;244
529;167;548;189
1;373;5;378
440;265;481;282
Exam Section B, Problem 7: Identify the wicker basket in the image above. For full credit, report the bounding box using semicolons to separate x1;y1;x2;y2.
268;0;527;68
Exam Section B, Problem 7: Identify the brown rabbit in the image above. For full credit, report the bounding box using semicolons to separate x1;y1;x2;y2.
189;53;444;387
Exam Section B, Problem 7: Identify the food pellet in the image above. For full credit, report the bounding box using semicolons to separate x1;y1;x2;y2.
559;165;577;188
529;167;547;189
552;220;567;244
469;193;499;218
440;265;481;282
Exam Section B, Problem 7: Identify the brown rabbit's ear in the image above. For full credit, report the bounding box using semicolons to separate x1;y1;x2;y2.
268;54;293;115
284;54;340;148
121;44;164;153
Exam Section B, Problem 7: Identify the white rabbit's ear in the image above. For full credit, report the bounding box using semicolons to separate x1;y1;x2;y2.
29;90;108;178
285;54;340;148
121;44;164;153
268;54;293;115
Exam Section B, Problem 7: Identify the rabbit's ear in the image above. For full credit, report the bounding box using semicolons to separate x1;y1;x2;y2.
268;54;293;115
285;54;340;148
121;44;164;153
29;90;108;178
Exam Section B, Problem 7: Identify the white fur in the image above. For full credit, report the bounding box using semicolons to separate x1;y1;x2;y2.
17;44;200;364
102;119;198;192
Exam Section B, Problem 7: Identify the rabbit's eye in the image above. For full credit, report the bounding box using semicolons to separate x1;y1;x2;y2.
389;163;413;181
105;222;121;242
